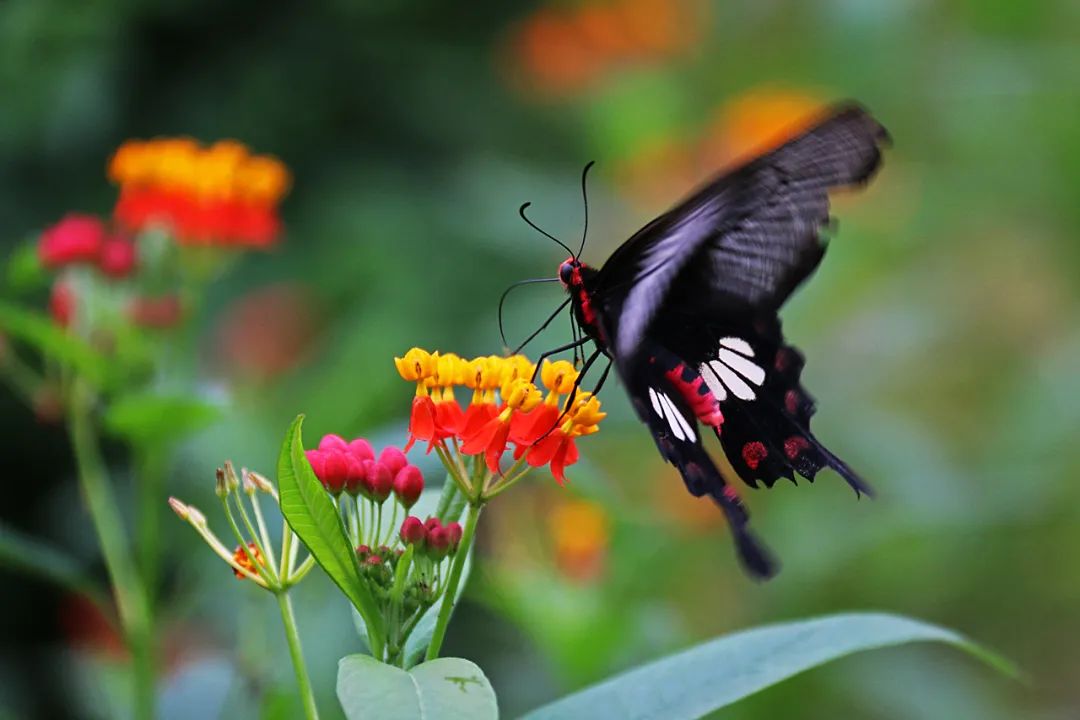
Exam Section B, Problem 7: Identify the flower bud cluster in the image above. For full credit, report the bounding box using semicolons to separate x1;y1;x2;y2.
305;434;423;508
398;516;463;561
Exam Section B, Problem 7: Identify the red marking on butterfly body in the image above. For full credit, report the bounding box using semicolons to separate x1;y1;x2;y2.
663;362;723;428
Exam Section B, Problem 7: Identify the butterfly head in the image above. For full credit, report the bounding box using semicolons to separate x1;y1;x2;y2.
558;257;579;288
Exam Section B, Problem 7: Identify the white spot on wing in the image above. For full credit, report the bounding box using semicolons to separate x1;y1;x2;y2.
699;363;728;402
648;388;663;418
717;349;766;386
720;337;755;357
707;361;757;401
658;392;695;442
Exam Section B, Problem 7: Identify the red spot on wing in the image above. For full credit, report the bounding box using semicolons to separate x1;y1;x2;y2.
774;349;790;372
784;436;810;460
784;389;800;415
742;441;767;470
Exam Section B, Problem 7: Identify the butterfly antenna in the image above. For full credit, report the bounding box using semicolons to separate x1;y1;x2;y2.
497;277;560;348
519;202;576;258
577;160;595;257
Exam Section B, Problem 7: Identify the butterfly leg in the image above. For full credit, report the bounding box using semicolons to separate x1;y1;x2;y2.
528;337;592;382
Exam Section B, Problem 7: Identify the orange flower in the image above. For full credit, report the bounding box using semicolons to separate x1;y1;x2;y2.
548;499;610;582
108;138;291;247
232;542;264;580
461;378;542;473
521;392;605;485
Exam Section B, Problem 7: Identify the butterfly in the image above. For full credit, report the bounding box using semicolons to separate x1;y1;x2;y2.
507;103;889;579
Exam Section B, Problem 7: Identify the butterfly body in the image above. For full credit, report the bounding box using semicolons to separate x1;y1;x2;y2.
548;103;889;579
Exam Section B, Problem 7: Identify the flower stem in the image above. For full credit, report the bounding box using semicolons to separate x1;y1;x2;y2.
424;500;481;662
276;591;319;720
68;379;154;720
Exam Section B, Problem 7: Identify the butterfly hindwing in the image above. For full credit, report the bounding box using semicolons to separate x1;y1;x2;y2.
626;344;778;579
688;316;872;497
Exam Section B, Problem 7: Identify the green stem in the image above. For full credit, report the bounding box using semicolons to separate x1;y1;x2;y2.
424;500;482;662
68;380;154;720
135;447;166;609
276;591;319;720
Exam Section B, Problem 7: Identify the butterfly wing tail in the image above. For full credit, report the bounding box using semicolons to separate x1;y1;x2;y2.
627;357;778;579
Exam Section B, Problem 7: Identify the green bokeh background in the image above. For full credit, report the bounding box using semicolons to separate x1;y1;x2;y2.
1;1;1078;718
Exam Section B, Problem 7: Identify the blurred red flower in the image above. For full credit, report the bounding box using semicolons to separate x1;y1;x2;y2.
39;214;106;268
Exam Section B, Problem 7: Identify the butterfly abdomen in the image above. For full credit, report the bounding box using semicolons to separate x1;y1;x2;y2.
649;349;723;428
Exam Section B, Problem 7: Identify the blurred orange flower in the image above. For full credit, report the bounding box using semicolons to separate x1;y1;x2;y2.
109;138;291;247
548;498;610;582
702;87;827;168
505;0;706;96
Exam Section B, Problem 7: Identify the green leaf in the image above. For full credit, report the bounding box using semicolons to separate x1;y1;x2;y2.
5;240;47;294
522;612;1017;720
104;392;222;446
0;520;109;611
277;415;385;654
0;300;107;384
337;655;497;720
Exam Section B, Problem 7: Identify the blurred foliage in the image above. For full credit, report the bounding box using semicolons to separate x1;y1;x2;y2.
1;0;1078;718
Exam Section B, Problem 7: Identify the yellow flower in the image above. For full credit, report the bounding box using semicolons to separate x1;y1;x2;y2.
502;378;542;412
499;355;536;398
548;498;610;582
540;359;578;402
394;348;437;384
561;392;606;436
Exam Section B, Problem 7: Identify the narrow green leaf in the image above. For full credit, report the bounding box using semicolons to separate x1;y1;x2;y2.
0;520;109;611
5;240;47;294
337;655;497;720
523;612;1017;720
277;415;385;653
104;392;222;446
0;300;106;384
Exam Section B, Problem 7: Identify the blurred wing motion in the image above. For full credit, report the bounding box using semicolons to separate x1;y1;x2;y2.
593;103;888;578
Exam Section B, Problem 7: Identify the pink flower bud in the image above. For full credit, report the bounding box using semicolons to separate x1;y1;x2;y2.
39;214;105;268
427;525;451;560
393;465;424;509
424;516;442;535
343;454;367;497
98;237;137;278
320;451;349;496
319;434;349;452
348;438;375;462
399;516;427;547
305;449;326;479
356;544;371;557
367;462;393;504
365;554;383;566
379;446;408;476
446;522;463;552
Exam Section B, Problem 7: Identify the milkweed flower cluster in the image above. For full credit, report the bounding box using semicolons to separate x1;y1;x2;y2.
170;462;315;590
395;348;605;489
109;138;291;247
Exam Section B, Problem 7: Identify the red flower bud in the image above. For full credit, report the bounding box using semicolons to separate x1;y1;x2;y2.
427;525;452;560
98;237;137;278
356;544;371;557
39;214;105;268
365;554;383;566
49;282;75;327
393;465;424;509
424;516;442;534
446;522;463;552
399;516;427;547
318;451;349;496
318;434;349;452
379;446;408;476
367;462;393;504
343;454;367;497
348;438;375;462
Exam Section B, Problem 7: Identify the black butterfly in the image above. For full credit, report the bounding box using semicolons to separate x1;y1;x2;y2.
507;103;889;579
